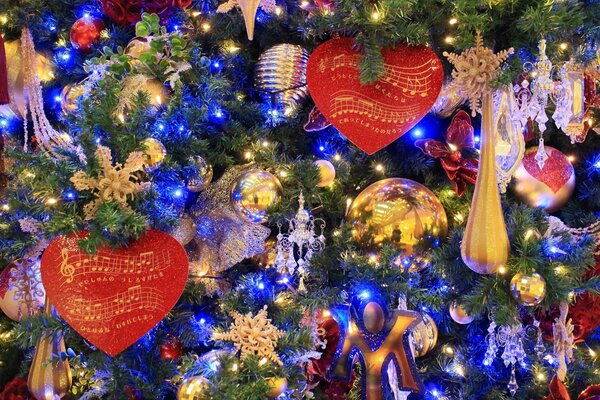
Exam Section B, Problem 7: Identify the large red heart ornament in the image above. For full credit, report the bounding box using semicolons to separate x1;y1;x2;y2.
306;38;443;154
41;230;188;356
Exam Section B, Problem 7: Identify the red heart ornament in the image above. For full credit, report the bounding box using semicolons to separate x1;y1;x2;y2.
41;230;188;356
521;147;574;194
306;38;443;154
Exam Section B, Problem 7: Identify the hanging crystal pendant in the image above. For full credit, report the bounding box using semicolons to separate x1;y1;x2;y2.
507;366;518;396
494;87;525;193
535;137;549;170
275;192;326;289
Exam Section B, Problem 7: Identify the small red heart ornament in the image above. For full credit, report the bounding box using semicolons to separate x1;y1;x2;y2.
41;230;188;356
306;37;443;154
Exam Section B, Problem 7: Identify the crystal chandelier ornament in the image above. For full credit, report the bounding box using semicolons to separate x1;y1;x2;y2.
274;192;326;292
494;86;525;193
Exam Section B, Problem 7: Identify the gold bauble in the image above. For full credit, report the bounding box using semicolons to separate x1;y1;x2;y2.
172;214;197;246
125;36;152;59
27;301;72;400
141;138;166;170
511;146;575;213
266;377;288;398
510;272;546;306
255;44;309;113
363;302;386;334
461;93;509;274
230;170;283;223
0;40;55;119
178;376;209;400
313;159;336;187
144;78;170;107
346;178;448;256
252;236;278;267
449;302;473;325
187;155;213;192
60;83;86;114
411;313;438;357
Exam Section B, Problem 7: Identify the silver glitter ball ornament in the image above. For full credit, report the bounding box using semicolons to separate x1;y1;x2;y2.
255;44;309;114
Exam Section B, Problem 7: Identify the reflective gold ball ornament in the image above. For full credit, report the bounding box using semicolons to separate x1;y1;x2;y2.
144;78;170;107
266;377;288;398
125;36;152;59
313;159;336;187
411;313;438;357
230;170;283;223
60;83;86;114
178;376;210;400
186;156;213;192
346;178;448;256
449;302;473;324
511;146;575;213
141;138;166;170
0;40;55;120
510;273;546;306
255;44;309;114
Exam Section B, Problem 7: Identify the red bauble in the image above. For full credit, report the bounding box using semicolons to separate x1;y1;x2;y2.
99;0;192;26
40;230;189;356
306;37;443;154
70;17;105;52
579;384;600;400
0;376;34;400
160;336;182;360
543;376;570;400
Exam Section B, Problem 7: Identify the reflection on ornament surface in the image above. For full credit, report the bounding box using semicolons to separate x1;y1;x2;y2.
346;178;447;258
230;170;283;223
141;138;166;171
510;273;546;306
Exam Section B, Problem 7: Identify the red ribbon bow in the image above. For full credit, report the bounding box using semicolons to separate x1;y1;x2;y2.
415;110;478;196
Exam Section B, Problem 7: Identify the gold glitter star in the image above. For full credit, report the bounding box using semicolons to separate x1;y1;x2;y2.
444;31;514;116
70;145;147;220
212;305;284;365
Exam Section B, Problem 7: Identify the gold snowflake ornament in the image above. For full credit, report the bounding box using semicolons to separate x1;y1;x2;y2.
212;305;284;365
70;145;147;220
444;32;514;116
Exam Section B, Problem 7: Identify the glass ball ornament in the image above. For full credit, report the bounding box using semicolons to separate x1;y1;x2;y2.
177;376;209;400
363;302;386;333
186;156;213;192
313;159;336;187
61;83;86;114
230;170;283;224
411;313;438;357
125;36;152;59
449;302;473;324
144;78;170;107
141;138;166;171
510;272;546;306
0;40;55;120
511;146;575;213
346;178;448;257
70;16;105;53
266;377;288;398
255;44;309;114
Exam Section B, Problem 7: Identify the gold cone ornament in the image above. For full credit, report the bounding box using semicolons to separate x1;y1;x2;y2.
238;0;261;40
27;300;72;400
460;93;509;274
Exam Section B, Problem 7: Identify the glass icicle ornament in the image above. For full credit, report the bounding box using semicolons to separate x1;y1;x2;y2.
494;86;525;193
274;192;325;292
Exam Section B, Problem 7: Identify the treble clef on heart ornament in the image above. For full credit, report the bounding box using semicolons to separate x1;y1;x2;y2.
59;248;75;283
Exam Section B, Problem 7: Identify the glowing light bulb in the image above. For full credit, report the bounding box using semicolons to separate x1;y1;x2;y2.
375;164;384;172
259;357;268;366
1;204;9;211
371;11;381;21
567;155;576;163
536;372;546;381
231;363;238;372
449;17;458;25
46;197;58;205
333;154;341;161
322;310;331;318
244;151;253;160
454;213;464;222
0;15;8;24
445;36;455;44
559;42;568;50
444;345;454;355
275;6;282;15
300;0;310;7
498;265;507;275
201;22;211;32
524;229;534;240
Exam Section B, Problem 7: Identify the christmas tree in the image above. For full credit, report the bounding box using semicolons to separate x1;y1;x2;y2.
0;0;599;399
